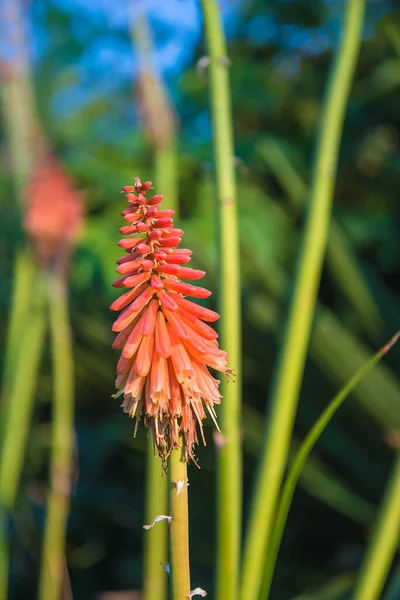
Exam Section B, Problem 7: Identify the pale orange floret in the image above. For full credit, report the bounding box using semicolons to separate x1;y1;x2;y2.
122;319;144;359
155;311;172;358
111;177;231;462
112;286;155;332
135;334;155;377
140;299;159;335
167;322;195;384
110;282;148;312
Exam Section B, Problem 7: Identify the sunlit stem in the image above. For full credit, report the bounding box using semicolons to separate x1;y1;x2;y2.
200;2;242;599
39;273;74;600
240;1;366;598
169;447;191;600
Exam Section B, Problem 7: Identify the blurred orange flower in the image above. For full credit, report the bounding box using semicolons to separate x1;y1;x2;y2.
24;154;84;270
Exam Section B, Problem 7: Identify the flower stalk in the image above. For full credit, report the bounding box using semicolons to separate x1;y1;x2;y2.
200;2;242;599
169;446;191;600
39;273;75;600
240;1;366;598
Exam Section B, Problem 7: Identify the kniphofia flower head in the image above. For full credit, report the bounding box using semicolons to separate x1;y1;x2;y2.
24;154;84;271
111;178;230;462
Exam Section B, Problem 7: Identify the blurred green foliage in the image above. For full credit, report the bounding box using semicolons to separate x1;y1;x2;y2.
2;1;400;599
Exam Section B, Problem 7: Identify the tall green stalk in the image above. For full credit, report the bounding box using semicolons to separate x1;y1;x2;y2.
0;4;45;595
240;2;366;599
0;274;46;600
1;250;35;402
260;334;399;599
143;450;169;600
0;274;47;508
169;447;191;600
38;273;74;600
200;2;242;599
0;0;45;404
353;450;400;600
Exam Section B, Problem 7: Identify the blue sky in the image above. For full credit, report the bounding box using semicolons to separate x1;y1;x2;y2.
0;0;389;121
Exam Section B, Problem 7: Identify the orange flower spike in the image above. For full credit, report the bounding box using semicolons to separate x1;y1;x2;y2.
111;177;232;462
24;154;84;271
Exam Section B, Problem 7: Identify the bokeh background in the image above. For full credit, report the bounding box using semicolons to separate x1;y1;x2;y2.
2;0;400;598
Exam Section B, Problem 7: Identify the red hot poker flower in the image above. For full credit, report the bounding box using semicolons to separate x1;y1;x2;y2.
111;177;230;462
24;154;84;270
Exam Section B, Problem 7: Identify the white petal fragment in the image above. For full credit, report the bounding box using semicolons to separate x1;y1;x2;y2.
143;514;173;530
188;588;207;598
213;430;227;450
174;479;185;496
196;56;210;77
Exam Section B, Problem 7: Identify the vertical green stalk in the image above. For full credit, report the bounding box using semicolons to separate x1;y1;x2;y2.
169;448;191;600
240;2;366;599
39;273;74;600
0;4;46;597
352;451;400;600
143;450;169;600
200;2;242;600
0;274;46;600
260;336;398;599
1;250;35;402
0;274;47;508
0;0;45;405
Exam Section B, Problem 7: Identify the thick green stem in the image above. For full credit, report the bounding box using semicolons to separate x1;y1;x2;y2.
200;2;242;599
1;250;35;403
352;451;400;600
143;451;169;600
39;274;74;600
240;2;366;599
0;274;46;600
169;448;190;600
0;274;47;508
260;335;399;599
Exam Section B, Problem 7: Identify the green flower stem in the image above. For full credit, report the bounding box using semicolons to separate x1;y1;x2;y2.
0;274;47;600
1;250;35;403
169;448;190;600
260;334;399;599
353;449;400;600
39;273;74;600
240;2;366;599
200;2;242;600
0;274;47;508
143;451;169;600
